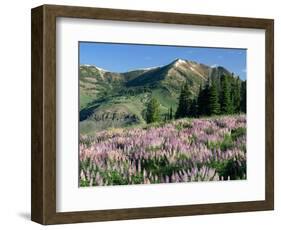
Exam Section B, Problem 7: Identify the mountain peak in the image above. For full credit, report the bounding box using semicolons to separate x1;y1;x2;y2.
169;58;187;68
80;64;108;72
170;58;201;67
174;58;186;64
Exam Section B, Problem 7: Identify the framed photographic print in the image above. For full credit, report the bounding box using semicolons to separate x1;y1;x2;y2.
31;4;274;225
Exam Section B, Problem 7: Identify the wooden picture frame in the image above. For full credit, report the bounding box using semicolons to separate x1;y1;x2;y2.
31;4;274;225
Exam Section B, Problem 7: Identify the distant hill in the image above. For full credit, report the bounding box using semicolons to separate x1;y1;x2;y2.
79;59;240;135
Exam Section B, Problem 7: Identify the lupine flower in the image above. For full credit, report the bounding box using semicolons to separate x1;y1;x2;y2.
79;115;246;186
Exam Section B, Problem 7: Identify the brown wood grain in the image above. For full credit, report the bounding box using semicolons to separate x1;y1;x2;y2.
31;5;44;224
265;19;274;210
31;4;274;225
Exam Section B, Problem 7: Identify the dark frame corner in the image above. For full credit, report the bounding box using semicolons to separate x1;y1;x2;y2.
31;4;274;225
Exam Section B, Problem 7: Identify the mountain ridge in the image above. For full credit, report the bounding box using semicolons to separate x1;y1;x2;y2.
79;58;242;135
80;58;226;75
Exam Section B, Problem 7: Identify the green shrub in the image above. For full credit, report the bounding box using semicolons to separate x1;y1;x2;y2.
220;134;234;151
231;127;246;140
80;180;89;187
209;157;246;180
131;173;144;184
207;141;221;151
204;127;214;135
144;121;165;129
104;170;127;185
175;122;192;131
206;133;234;151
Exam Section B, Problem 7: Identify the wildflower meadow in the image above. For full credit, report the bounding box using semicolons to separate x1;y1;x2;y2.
79;115;246;186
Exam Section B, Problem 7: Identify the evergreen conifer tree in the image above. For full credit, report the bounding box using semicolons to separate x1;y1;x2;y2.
232;77;241;113
240;80;247;113
169;106;173;120
175;82;192;118
189;99;198;117
197;85;204;115
209;83;220;115
220;75;232;114
146;97;160;123
197;83;210;116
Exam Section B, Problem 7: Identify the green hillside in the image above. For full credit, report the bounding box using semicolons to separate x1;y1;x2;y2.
79;59;243;135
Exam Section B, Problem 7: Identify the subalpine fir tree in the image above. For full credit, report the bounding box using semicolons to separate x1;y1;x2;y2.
197;83;210;116
220;74;232;114
169;106;173;120
189;99;198;117
209;83;220;115
175;82;192;118
232;77;241;113
240;80;247;113
146;97;160;123
197;85;204;115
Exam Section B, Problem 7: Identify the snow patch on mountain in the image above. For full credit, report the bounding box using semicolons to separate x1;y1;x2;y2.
133;66;162;71
95;66;108;72
173;58;186;67
81;64;108;72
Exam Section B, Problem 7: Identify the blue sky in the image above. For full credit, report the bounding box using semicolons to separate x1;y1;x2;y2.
79;42;247;80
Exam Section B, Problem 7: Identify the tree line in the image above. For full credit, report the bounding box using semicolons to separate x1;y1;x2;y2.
146;74;246;123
